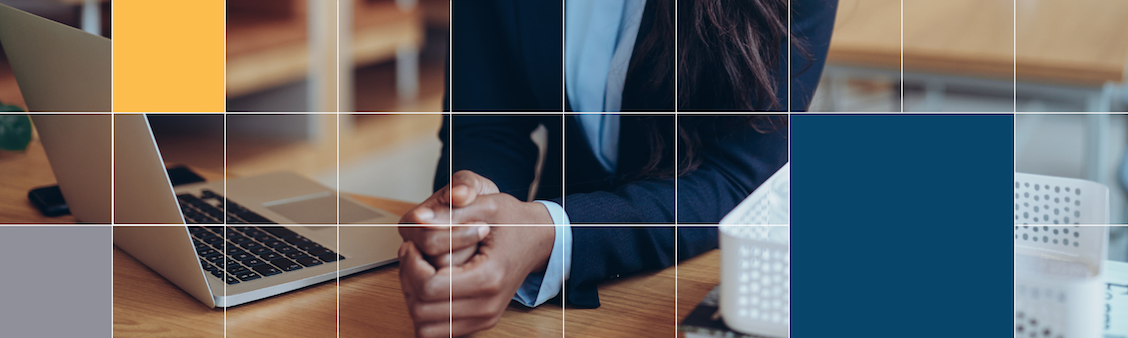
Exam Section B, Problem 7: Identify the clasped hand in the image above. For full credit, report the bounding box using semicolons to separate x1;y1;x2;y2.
397;226;554;338
399;170;554;225
397;170;556;337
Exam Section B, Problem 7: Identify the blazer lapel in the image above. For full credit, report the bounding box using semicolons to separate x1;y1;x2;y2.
512;0;564;111
621;0;674;111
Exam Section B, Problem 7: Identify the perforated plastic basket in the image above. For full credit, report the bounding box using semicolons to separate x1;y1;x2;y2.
1014;173;1109;338
720;163;789;225
1014;226;1107;338
1014;173;1108;224
720;226;789;338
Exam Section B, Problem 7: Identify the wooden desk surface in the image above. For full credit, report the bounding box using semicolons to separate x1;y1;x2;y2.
828;0;1128;85
6;135;721;337
676;250;721;325
114;230;719;337
0;137;78;223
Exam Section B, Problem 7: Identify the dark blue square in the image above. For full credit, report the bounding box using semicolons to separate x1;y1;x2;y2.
791;114;1013;337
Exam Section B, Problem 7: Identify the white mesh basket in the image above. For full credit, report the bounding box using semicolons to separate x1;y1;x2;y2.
720;226;789;338
1014;173;1109;224
1014;173;1108;338
720;163;789;225
1014;226;1108;338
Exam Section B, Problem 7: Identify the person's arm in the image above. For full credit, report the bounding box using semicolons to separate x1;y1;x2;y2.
434;115;548;200
513;225;570;307
404;115;558;225
547;179;674;223
676;116;789;223
565;227;717;308
548;117;786;224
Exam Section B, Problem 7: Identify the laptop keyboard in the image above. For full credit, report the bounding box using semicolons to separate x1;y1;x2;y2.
190;225;345;285
177;189;274;224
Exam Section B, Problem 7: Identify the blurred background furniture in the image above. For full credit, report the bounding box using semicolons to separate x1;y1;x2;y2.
226;0;446;112
226;0;339;112
347;0;447;112
815;0;1128;112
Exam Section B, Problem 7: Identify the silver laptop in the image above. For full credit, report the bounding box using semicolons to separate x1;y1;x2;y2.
32;114;403;307
0;3;110;112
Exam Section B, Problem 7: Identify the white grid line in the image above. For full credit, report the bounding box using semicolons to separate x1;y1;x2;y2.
79;1;816;335
223;112;227;338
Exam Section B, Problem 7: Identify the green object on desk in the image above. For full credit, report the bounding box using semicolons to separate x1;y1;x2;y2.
0;103;23;112
0;114;32;151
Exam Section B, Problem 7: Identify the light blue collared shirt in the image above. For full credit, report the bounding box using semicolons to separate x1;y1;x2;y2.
513;225;572;307
526;3;639;299
517;108;625;308
565;0;647;112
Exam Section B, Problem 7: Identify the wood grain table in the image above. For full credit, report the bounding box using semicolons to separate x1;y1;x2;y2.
114;225;717;337
676;249;721;324
4;137;722;337
0;137;79;223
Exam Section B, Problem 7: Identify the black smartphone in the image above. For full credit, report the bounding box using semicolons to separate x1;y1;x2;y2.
28;185;69;217
166;165;206;187
28;166;207;217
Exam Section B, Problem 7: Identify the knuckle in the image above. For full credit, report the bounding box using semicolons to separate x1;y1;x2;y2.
456;227;478;243
418;324;447;338
423;236;446;256
422;281;445;301
453;170;472;180
481;274;503;294
482;199;500;214
420;245;441;257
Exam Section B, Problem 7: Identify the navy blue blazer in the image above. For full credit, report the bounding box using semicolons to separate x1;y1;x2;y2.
448;0;563;111
434;115;786;306
447;0;838;111
437;115;679;223
568;227;719;308
676;116;789;223
791;0;839;111
434;115;788;224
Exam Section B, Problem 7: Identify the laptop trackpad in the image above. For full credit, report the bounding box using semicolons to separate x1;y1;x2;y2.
265;193;389;224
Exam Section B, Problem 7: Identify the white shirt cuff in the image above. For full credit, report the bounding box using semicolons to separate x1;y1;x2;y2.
512;225;572;307
534;200;570;225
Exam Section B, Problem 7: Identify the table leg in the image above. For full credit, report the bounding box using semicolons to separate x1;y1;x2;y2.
396;44;420;104
922;79;946;112
307;0;339;112
340;0;356;112
394;0;421;104
826;69;847;112
81;0;100;36
1085;82;1114;112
